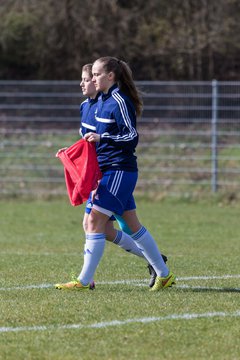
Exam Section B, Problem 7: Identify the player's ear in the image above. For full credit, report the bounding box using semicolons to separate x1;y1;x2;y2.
108;71;115;81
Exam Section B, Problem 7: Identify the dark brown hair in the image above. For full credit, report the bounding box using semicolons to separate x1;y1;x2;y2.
94;57;143;117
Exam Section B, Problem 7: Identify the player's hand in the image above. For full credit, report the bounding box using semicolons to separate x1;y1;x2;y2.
55;147;67;157
84;132;100;143
91;180;100;201
91;188;98;202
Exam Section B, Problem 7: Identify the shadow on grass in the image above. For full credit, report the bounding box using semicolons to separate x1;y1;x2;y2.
176;285;240;293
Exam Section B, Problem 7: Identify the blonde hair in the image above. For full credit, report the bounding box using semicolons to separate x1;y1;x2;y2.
82;63;93;78
94;57;143;117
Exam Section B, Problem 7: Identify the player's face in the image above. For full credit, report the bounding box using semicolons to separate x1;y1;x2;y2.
92;61;115;93
80;71;97;98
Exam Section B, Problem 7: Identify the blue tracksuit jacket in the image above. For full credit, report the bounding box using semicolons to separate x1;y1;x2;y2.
95;84;139;172
79;94;100;137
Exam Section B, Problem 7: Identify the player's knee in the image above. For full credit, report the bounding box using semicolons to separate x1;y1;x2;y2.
87;210;107;233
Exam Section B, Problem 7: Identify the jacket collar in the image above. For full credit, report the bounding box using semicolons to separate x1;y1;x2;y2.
101;83;119;101
88;92;101;104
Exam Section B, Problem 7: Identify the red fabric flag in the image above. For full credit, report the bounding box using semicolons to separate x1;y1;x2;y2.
57;139;102;206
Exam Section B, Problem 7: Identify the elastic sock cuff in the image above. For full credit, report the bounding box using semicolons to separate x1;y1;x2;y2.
113;230;122;244
131;226;146;241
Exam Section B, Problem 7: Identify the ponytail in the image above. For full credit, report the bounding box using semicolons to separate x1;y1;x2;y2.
94;57;143;117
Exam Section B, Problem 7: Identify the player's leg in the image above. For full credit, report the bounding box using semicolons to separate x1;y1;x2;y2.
119;210;167;261
76;170;136;288
113;214;132;235
55;195;106;291
120;208;175;291
97;170;175;291
114;213;168;287
77;208;109;286
84;196;143;256
105;220;144;257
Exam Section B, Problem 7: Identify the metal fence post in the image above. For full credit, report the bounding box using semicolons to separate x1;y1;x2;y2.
211;79;218;192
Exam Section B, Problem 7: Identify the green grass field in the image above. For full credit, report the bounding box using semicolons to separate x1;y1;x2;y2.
2;130;240;196
0;198;239;360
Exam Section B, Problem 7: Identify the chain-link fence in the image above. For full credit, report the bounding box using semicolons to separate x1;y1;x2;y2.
0;80;240;197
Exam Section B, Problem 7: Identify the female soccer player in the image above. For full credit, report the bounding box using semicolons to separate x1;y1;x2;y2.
56;58;175;291
79;63;167;288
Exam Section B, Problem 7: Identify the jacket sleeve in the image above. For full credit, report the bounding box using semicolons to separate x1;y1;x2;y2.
100;97;138;150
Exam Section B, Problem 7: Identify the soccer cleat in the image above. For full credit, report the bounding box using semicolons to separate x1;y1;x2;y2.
149;271;176;291
147;254;168;288
89;281;95;290
147;264;157;288
55;280;90;290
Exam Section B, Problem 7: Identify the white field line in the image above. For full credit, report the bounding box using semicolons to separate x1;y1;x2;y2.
0;274;240;291
0;252;187;257
1;311;240;334
0;251;85;256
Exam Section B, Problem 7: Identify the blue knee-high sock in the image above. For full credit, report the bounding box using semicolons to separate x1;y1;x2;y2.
78;233;105;285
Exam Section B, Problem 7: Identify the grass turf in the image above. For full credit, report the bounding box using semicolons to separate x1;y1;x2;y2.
0;198;239;360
